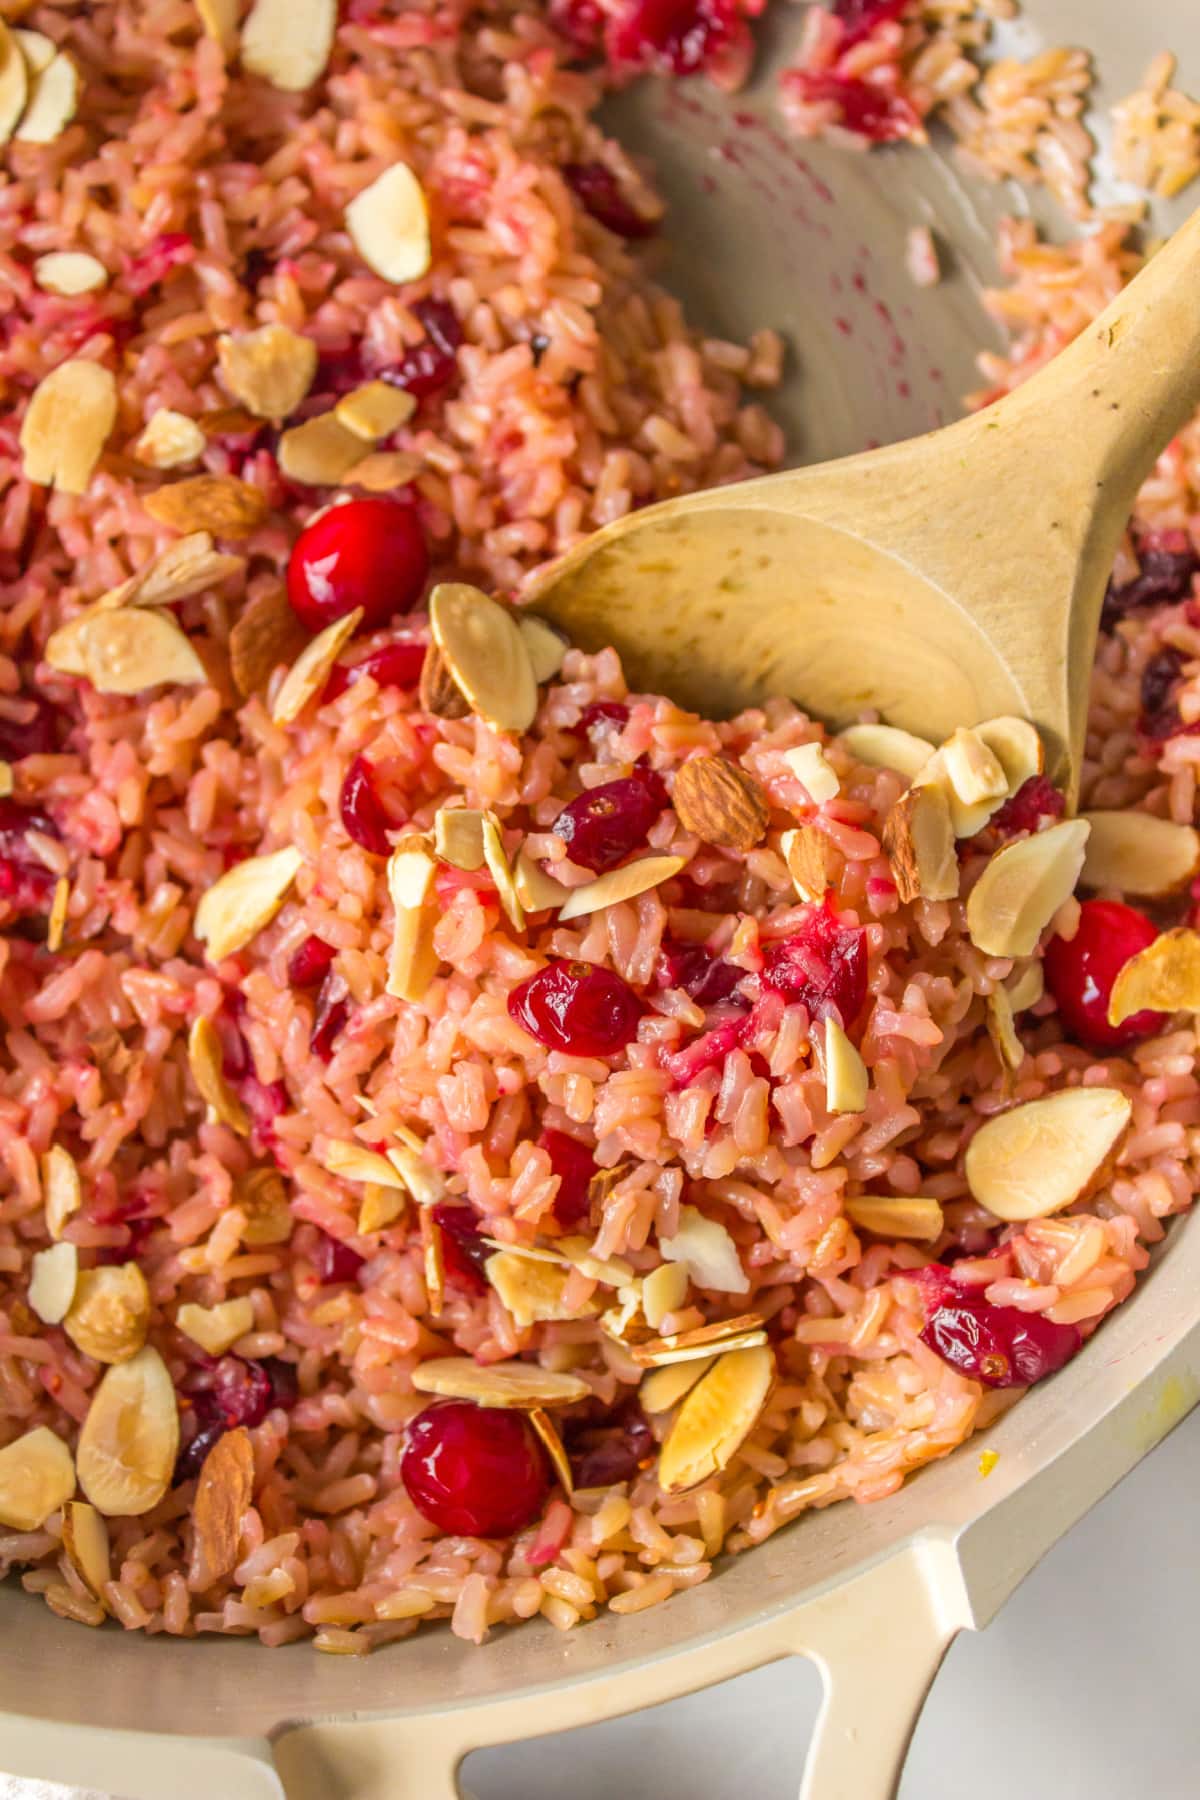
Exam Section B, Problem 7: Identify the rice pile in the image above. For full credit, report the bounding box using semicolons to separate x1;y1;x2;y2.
1;0;1200;1657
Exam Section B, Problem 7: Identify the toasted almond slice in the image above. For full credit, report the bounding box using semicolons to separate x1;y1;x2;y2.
46;873;68;952
0;1426;74;1531
20;359;117;495
230;587;307;698
386;1140;444;1207
13;28;54;77
529;1407;574;1495
966;818;1090;957
334;381;415;442
195;845;302;963
1108;926;1200;1025
191;1426;254;1586
422;1209;445;1315
218;324;317;422
640;1356;714;1414
196;0;239;52
234;1167;292;1246
599;1282;643;1343
824;1016;868;1114
1006;961;1045;1013
43;1142;81;1239
481;811;525;932
940;726;1008;806
176;1296;255;1357
418;642;470;719
321;1140;408;1189
241;0;335;90
346;161;432;284
1080;811;1200;898
783;740;839;804
631;1327;768;1369
659;1205;748;1295
28;1239;78;1325
73;608;206;694
882;779;959;903
658;1344;774;1493
61;1501;110;1603
641;1260;688;1332
145;473;267;538
410;1356;591;1409
131;408;207;471
843;1195;944;1240
513;847;570;912
518;615;568;684
914;749;996;839
15;45;75;141
197;404;262;438
633;1310;766;1357
557;853;686;923
271;607;362;725
430;583;538;733
556;1234;634;1287
33;250;106;297
0;760;10;799
188;1014;250;1135
358;1180;405;1235
964;1086;1132;1223
779;824;836;903
345;450;421;492
77;1346;179;1516
486;1250;597;1328
64;1262;151;1364
839;721;935;781
986;985;1025;1073
434;807;486;871
975;716;1043;792
386;840;439;1001
106;532;245;609
278;412;365;487
671;754;770;851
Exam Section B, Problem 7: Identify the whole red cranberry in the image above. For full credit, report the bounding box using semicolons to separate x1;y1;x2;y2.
919;1286;1081;1388
286;498;429;632
401;1399;549;1536
538;1127;596;1227
1043;898;1165;1050
655;940;742;1005
508;960;642;1057
551;768;668;872
761;902;867;1024
340;754;402;855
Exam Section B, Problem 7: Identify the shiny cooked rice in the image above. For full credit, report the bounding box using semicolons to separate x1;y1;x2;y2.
1;0;1200;1653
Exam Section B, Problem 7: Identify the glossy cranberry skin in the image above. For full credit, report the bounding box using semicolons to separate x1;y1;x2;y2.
0;693;61;761
189;1355;273;1429
539;1128;596;1227
288;934;336;989
1138;646;1189;742
401;1399;549;1536
385;299;463;402
607;0;745;76
920;1289;1081;1389
989;774;1066;837
432;1204;491;1292
340;754;401;855
569;1401;654;1487
1102;541;1198;629
833;0;906;43
783;69;921;142
173;1419;227;1485
310;975;350;1062
0;796;60;912
286;498;428;632
575;699;629;744
655;940;742;1005
1043;898;1166;1050
312;1229;365;1286
563;163;657;238
761;902;868;1025
508;960;643;1057
323;638;426;702
551;768;668;872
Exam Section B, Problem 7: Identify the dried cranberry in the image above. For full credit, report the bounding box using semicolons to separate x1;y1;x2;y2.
569;1402;654;1487
575;700;629;744
1102;544;1198;630
340;754;401;855
832;0;907;44
1043;897;1165;1050
563;163;657;239
761;901;868;1024
432;1203;491;1292
260;1356;299;1409
312;1228;365;1286
173;1419;226;1485
384;299;463;403
313;343;365;397
989;774;1066;837
310;975;350;1062
401;1398;549;1537
538;1128;596;1227
920;1289;1081;1388
124;232;195;296
0;693;61;761
186;1355;274;1430
655;940;742;1005
288;934;336;989
323;638;426;702
551;768;668;873
607;0;747;76
508;960;643;1057
286;498;429;632
549;0;605;52
240;1075;288;1156
783;69;921;142
0;796;60;913
1138;645;1189;741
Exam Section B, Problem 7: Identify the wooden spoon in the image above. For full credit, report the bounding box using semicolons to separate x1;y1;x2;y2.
529;206;1200;795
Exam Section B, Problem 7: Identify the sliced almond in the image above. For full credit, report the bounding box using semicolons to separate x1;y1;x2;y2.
966;818;1090;957
33;251;107;297
386;840;439;1001
430;583;538;733
43;1143;81;1239
410;1356;591;1409
334;381;415;442
659;1205;748;1295
13;31;55;78
346;161;432;285
345;449;421;492
132;408;207;471
218;324;317;423
671;754;769;852
77;1346;179;1517
779;824;836;903
230;586;307;697
46;874;68;952
843;1195;944;1240
1080;811;1200;898
975;716;1043;793
421;1209;445;1315
20;359;117;495
61;1501;110;1604
824;1017;867;1113
358;1180;405;1235
839;721;935;781
196;0;239;52
1108;926;1200;1026
0;1427;74;1531
557;853;686;923
194;845;303;962
513;847;570;913
631;1327;768;1369
28;1239;77;1325
321;1140;409;1189
63;1262;151;1364
641;1260;688;1332
191;1426;254;1586
783;740;839;804
640;1356;714;1414
658;1343;774;1493
418;642;470;719
964;1086;1132;1223
74;608;206;695
115;532;245;609
914;749;996;840
145;474;268;539
0;19;27;145
882;780;959;903
14;45;74;144
486;1250;597;1329
434;807;486;872
599;1282;643;1343
481;811;525;932
176;1296;255;1357
385;1141;444;1207
234;1167;292;1246
0;760;10;798
940;726;1008;806
278;412;364;487
271;607;362;725
241;0;335;90
518;615;568;684
188;1014;250;1135
41;618;86;675
986;985;1025;1073
530;1408;574;1495
1006;961;1045;1014
632;1309;766;1361
555;1235;633;1288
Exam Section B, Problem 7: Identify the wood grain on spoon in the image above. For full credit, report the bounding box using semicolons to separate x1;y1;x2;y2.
528;206;1200;798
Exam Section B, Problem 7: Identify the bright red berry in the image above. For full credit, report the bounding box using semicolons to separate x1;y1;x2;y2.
401;1399;549;1536
1043;898;1165;1050
552;768;668;872
761;902;867;1025
340;754;402;855
323;638;427;702
563;163;657;238
287;934;336;989
538;1128;596;1227
508;960;642;1057
286;498;428;632
312;1229;365;1286
432;1204;490;1292
919;1280;1081;1388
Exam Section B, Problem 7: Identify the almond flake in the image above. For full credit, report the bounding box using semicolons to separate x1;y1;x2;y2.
385;841;439;1000
410;1356;591;1409
779;824;836;903
481;812;526;932
530;1407;573;1494
658;1343;774;1493
882;780;959;903
823;1016;867;1114
191;1427;254;1586
358;1180;405;1235
15;45;75;141
631;1327;767;1369
63;1262;151;1363
0;20;26;145
911;750;994;840
20;359;117;495
671;754;769;852
986;986;1025;1073
0;761;10;799
642;1260;688;1332
631;1309;766;1362
346;161;432;284
486;1250;598;1328
234;1167;292;1246
28;1240;78;1325
385;1140;444;1207
556;1234;634;1287
176;1297;255;1357
941;726;1008;806
132;408;206;471
46;874;68;952
278;412;365;487
838;721;935;781
1080;811;1200;898
599;1283;643;1343
1108;926;1200;1026
434;807;486;871
13;31;55;77
783;740;839;804
0;1427;74;1531
659;1205;748;1295
73;608;206;695
42;1143;81;1239
557;853;686;923
321;1140;408;1189
639;1356;714;1414
230;586;307;697
345;450;421;492
513;847;571;913
964;1086;1132;1223
196;0;239;52
33;251;106;297
61;1501;111;1604
422;1209;445;1315
334;381;415;442
966;818;1090;957
218;324;317;422
843;1194;944;1240
77;1347;179;1517
518;614;568;684
241;0;335;90
271;607;362;725
430;583;538;733
145;473;267;539
113;533;245;609
188;1015;250;1134
975;716;1043;793
1006;962;1045;1013
418;642;470;719
194;845;303;962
